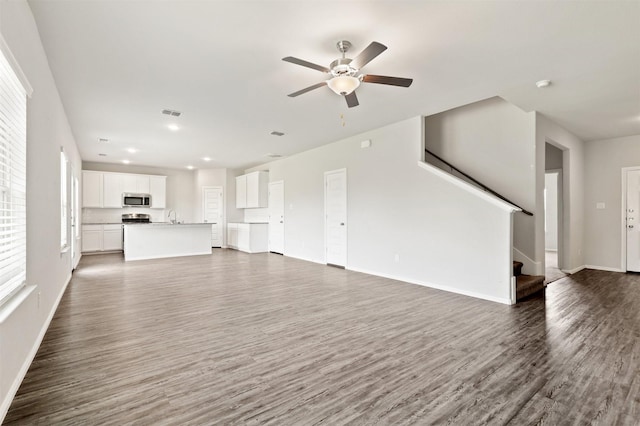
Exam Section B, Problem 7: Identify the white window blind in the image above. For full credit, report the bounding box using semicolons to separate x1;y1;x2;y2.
0;46;27;305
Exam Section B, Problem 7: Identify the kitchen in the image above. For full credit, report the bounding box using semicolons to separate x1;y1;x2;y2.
81;163;273;260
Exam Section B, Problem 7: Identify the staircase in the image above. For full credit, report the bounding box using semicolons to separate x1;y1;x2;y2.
513;261;545;301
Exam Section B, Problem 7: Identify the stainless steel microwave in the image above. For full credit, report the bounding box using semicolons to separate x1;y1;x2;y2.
122;193;151;208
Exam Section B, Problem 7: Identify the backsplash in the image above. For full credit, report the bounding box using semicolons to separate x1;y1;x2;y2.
83;208;168;224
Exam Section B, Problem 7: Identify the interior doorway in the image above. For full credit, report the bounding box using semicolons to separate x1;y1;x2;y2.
324;169;347;267
202;186;224;248
544;142;566;283
623;167;640;272
268;181;284;254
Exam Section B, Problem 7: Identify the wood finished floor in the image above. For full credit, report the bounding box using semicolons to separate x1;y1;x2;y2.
5;251;640;425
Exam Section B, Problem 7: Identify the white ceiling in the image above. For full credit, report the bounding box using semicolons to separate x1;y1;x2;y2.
28;1;640;171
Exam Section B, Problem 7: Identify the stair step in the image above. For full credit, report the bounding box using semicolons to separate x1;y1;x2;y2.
516;274;545;301
513;261;524;277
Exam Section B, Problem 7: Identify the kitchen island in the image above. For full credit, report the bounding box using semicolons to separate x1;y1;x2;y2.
123;223;213;261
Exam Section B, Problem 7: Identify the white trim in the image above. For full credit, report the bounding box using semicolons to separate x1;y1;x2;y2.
562;265;585;274
584;265;625;273
281;252;325;266
348;266;513;305
621;166;640;272
417;161;521;214
0;34;33;97
0;274;71;422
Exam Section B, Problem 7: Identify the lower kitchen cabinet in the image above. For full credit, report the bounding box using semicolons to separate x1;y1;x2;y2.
227;223;268;253
82;224;123;252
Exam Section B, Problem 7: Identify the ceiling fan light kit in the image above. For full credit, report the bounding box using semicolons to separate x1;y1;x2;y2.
283;40;413;108
327;75;360;95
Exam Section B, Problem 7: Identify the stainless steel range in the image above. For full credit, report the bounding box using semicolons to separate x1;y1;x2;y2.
121;213;151;224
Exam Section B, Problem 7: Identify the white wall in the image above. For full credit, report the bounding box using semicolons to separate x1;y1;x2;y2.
256;116;515;304
584;134;640;270
535;113;585;273
423;97;537;260
83;162;196;223
0;1;82;420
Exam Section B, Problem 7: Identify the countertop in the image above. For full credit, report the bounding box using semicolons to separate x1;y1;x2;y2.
83;222;122;225
228;222;268;224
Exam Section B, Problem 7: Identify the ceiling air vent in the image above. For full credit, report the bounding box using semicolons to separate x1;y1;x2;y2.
267;153;283;158
270;131;285;136
98;138;109;143
162;109;182;117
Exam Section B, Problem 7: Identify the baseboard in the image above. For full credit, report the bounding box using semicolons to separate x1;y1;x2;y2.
562;265;586;274
513;247;542;275
348;266;513;305
0;273;72;423
284;253;326;266
584;265;625;273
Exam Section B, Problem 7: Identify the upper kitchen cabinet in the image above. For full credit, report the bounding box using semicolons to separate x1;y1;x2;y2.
149;176;167;208
236;171;268;208
122;174;150;194
83;171;167;209
82;171;103;208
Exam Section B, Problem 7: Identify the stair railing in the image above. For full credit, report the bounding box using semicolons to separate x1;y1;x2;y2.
425;148;534;216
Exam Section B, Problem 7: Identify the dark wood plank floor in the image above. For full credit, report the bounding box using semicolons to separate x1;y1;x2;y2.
5;251;640;425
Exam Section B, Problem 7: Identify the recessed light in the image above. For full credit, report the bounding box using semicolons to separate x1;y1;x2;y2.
535;79;551;88
122;160;130;164
203;157;211;162
270;131;285;136
187;165;194;170
127;148;137;153
168;124;180;131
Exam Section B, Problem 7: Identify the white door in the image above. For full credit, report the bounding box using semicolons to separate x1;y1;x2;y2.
626;170;640;272
268;181;285;254
325;169;347;267
202;186;223;248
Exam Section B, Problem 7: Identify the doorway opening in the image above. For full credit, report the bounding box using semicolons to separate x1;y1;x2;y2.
544;142;566;283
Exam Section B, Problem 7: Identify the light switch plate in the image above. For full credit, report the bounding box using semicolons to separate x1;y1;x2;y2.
596;202;605;209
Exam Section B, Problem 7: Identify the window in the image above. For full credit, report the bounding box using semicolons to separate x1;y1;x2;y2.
60;149;68;249
0;43;27;305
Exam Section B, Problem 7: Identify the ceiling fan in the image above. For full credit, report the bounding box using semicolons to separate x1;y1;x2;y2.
283;40;413;108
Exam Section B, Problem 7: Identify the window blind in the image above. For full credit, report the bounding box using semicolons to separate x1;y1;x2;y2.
0;46;27;306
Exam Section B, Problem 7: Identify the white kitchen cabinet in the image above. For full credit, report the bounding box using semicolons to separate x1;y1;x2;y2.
227;223;268;253
82;225;103;252
149;176;167;208
235;171;268;208
102;224;124;251
123;174;150;194
102;173;124;208
235;175;247;208
82;171;167;209
82;224;123;252
82;171;103;208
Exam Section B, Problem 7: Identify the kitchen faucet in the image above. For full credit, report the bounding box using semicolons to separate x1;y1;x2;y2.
168;209;177;224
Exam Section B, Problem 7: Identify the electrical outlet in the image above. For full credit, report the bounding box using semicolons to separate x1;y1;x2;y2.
37;291;41;308
394;254;400;263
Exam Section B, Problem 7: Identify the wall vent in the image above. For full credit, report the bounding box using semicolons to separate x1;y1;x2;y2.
162;109;182;117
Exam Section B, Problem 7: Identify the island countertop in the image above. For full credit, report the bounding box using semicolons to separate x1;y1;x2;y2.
123;223;213;261
123;222;215;226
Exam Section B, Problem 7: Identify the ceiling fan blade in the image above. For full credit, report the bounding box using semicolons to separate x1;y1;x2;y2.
345;91;359;108
362;74;413;87
282;56;330;73
287;81;327;97
351;42;387;69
